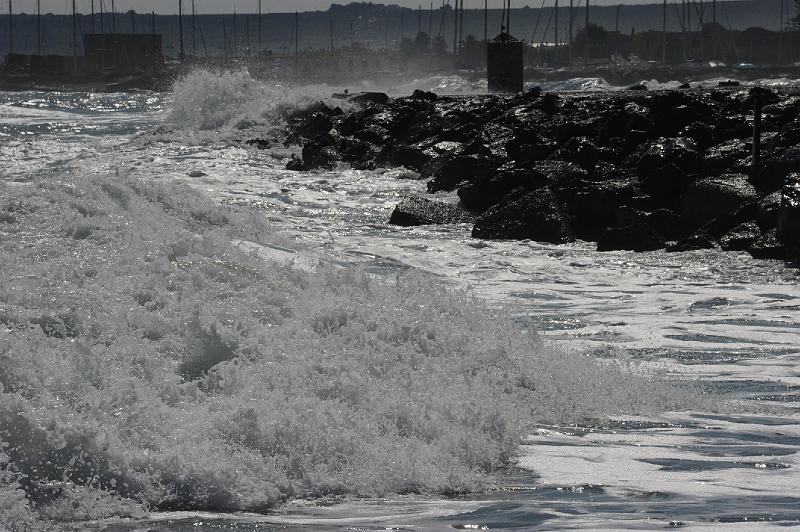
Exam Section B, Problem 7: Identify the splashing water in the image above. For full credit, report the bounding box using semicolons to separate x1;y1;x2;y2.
167;69;353;133
0;159;698;526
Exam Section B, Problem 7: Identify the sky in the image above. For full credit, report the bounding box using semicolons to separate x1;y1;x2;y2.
9;0;688;16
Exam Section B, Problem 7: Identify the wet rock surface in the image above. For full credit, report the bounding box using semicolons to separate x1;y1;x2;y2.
275;87;800;262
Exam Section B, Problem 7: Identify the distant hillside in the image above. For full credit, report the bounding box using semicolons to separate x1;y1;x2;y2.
0;0;786;59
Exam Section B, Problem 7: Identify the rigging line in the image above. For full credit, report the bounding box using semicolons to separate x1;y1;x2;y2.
539;3;554;47
530;0;547;44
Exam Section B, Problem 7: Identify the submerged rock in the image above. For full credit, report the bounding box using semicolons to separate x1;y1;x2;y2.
389;196;474;226
597;224;666;252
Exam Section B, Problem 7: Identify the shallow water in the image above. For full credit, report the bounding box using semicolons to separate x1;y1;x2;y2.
1;72;799;530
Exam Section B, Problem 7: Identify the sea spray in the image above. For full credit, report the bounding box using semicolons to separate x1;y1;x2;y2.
167;69;352;132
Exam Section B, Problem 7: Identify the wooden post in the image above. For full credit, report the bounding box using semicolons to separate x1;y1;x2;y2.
751;88;764;180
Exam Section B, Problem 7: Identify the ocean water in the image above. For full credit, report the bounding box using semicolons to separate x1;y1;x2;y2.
0;71;799;531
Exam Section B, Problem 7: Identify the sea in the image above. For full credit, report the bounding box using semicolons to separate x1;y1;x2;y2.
0;71;799;531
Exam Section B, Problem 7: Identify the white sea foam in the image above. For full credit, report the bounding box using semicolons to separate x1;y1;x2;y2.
0;164;697;524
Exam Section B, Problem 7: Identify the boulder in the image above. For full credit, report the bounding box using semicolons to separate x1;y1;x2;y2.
300;141;339;170
748;230;786;260
375;145;431;172
666;236;717;252
472;187;574;243
757;191;782;231
389;196;474;226
597;224;666;252
425;155;498;193
639;163;692;206
457;169;547;212
683;174;758;231
777;172;800;262
756;147;800;195
719;222;762;252
636;137;699;174
347;92;390;106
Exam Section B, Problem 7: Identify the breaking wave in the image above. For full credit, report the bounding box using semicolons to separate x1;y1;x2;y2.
0;164;701;526
166;69;352;133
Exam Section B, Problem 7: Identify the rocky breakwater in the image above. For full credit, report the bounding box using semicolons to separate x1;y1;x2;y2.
274;87;800;264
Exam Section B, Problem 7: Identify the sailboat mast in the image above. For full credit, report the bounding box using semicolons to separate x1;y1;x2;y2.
568;0;573;67
192;0;196;56
507;0;511;36
453;0;458;56
91;0;94;34
554;0;559;65
484;0;487;42
178;0;184;58
584;0;589;70
258;0;262;53
111;0;115;33
7;0;12;54
72;0;77;72
36;0;41;55
662;0;667;64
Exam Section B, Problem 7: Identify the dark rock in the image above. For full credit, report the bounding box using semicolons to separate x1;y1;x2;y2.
777;172;800;261
683;174;758;231
718;80;741;87
286;154;304;171
297;112;334;138
696;201;759;240
425;155;498;193
562;178;642;240
301;141;339;170
682;122;715;149
720;222;762;252
639;163;691;206
644;208;687;241
627;84;648;91
636;137;699;174
348;92;390;107
666;236;717;252
457;169;547;212
508;142;555;164
389;196;474;226
245;138;272;149
703;139;750;176
337;138;378;170
756;191;782;231
597;224;666;252
472;187;574;243
713;114;751;141
678;83;692;90
353;123;390;145
756;147;800;195
748;229;786;260
411;89;438;101
375;145;431;172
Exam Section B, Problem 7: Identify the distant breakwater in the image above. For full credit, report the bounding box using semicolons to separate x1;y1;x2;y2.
271;86;800;265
